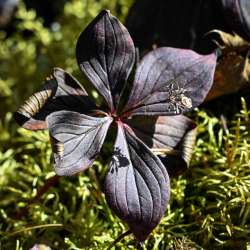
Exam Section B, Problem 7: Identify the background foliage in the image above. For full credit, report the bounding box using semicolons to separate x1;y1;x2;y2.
0;1;250;249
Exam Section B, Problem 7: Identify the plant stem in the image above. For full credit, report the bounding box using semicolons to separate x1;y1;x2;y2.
15;175;60;219
1;223;63;240
107;230;132;250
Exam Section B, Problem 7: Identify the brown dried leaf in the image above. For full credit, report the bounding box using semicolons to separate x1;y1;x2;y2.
210;30;250;53
206;30;250;101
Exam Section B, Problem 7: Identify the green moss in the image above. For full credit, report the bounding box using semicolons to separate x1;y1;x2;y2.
0;1;250;249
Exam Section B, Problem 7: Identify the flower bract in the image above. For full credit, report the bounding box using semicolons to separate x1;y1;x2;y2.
15;10;217;241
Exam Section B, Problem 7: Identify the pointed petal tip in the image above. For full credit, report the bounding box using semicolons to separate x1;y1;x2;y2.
99;9;111;17
193;49;217;64
214;48;221;59
53;67;63;75
202;50;217;66
76;9;135;110
14;111;47;131
48;111;112;176
14;111;27;126
138;242;144;247
54;164;90;176
52;67;64;80
209;50;218;61
206;51;217;74
53;155;94;176
129;223;153;242
52;67;70;79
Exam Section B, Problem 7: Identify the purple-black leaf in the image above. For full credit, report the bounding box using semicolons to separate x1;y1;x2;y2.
46;110;112;176
14;10;210;243
123;47;216;116
14;68;96;131
76;10;135;112
221;0;250;41
126;115;197;176
104;123;170;241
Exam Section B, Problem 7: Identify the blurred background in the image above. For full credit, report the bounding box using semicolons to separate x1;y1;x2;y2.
0;1;250;249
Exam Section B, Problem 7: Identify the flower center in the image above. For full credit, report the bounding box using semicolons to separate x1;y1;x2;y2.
111;113;121;122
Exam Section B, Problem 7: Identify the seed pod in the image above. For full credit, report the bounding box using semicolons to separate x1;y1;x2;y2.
221;0;250;41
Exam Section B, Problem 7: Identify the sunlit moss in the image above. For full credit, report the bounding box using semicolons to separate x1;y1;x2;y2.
0;0;250;249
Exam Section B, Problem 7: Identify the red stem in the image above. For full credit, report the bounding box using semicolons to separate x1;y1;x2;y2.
15;175;60;219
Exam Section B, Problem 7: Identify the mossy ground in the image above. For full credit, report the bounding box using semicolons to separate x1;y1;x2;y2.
0;1;250;249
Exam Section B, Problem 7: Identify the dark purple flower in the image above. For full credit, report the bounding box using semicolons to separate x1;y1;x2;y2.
15;10;216;242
